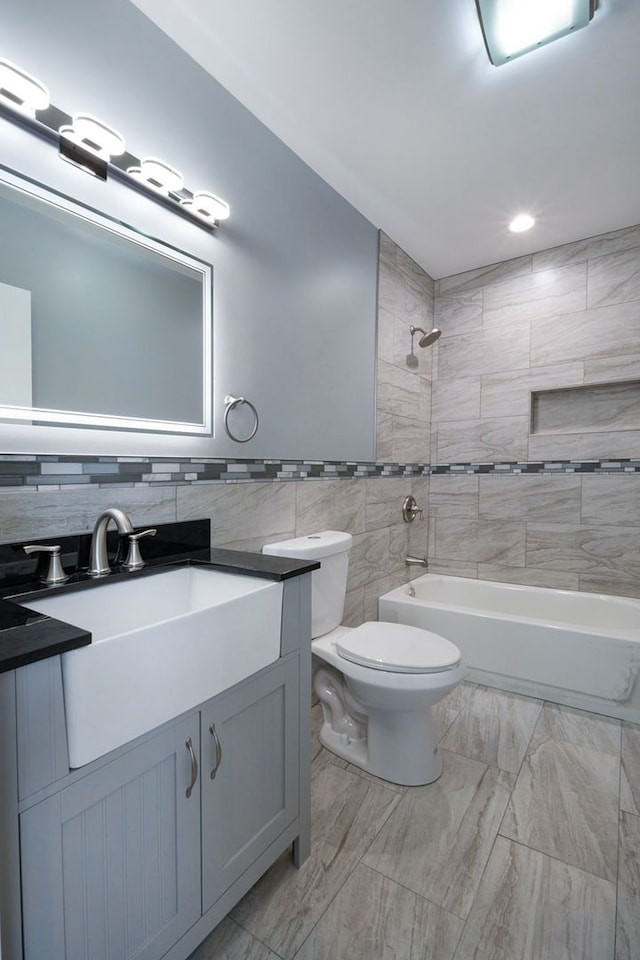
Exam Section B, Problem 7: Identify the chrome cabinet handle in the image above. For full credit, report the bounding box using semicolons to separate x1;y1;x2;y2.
185;737;198;798
209;723;223;779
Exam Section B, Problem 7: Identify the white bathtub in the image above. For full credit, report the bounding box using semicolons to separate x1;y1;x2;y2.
378;575;640;723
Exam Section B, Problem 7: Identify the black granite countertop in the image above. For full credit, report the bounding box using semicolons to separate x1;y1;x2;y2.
0;520;317;675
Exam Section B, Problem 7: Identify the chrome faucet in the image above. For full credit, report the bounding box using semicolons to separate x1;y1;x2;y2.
88;508;134;577
405;555;428;568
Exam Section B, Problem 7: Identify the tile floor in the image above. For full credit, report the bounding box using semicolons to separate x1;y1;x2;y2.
189;682;640;960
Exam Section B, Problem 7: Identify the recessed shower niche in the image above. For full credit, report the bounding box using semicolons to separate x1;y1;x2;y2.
530;380;640;435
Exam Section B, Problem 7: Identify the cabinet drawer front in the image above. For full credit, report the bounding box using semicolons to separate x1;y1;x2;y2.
202;656;299;911
20;715;201;960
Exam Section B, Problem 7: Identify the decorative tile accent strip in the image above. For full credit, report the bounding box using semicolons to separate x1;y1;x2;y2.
0;457;638;489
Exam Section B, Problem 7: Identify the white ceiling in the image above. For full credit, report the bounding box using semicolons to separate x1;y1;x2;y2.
129;0;640;279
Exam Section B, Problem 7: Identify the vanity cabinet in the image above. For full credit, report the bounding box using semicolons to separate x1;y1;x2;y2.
201;656;299;912
0;572;312;960
20;714;202;960
17;655;300;960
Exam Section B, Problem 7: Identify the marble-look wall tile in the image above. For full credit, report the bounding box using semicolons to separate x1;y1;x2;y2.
454;836;616;960
293;863;462;960
581;474;640;525
477;563;580;591
375;411;394;461
435;254;532;297
578;572;640;599
426;558;479;579
437;322;530;380
177;481;295;551
587;246;640;309
501;703;620;881
621;722;640;816
363;749;513;919
434;519;526;566
584;353;640;383
616;811;640;960
0;486;176;542
528;429;640;461
396;245;435;297
295;478;365;537
378;253;430;327
432;378;481;423
480;362;584;419
385;415;430;463
479;475;582;523
434;294;483;338
436;416;529;463
483;263;587;327
376;305;396;366
525;522;640;582
377;359;431;421
532;224;640;272
343;585;365;628
429;476;479;519
531;301;640;366
364;476;414;531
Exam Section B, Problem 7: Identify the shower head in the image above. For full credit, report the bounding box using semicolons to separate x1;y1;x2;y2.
410;325;442;348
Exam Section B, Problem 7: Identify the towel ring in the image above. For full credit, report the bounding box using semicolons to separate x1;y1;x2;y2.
223;395;259;443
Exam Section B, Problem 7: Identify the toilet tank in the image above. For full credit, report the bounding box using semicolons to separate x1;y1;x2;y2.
263;531;352;638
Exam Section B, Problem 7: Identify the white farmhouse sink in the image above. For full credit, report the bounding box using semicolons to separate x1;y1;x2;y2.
21;566;283;767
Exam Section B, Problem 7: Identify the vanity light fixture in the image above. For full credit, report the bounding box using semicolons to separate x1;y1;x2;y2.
0;58;49;117
509;213;535;233
476;0;597;66
127;157;184;196
181;191;231;224
0;54;230;230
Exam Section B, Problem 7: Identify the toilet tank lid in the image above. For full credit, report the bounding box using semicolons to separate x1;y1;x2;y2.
263;530;352;559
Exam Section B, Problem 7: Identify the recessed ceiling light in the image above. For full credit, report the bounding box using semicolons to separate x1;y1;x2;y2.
509;214;535;233
476;0;596;66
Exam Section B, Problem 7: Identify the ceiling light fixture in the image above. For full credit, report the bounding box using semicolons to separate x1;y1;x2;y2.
0;54;230;230
0;58;49;117
509;213;535;233
476;0;597;66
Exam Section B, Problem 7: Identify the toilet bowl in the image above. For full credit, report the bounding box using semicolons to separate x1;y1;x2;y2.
263;531;464;785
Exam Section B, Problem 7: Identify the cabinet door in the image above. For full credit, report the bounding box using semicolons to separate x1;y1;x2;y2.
201;656;299;911
20;714;201;960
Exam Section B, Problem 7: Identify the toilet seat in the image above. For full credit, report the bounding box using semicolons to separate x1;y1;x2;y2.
335;621;461;674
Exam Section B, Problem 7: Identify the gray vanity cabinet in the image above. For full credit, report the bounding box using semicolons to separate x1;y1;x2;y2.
201;655;299;911
19;713;202;960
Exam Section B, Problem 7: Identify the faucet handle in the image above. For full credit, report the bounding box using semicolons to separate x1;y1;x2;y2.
23;544;70;584
123;529;157;571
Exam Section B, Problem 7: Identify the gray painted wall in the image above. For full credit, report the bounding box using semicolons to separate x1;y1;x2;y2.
1;0;378;460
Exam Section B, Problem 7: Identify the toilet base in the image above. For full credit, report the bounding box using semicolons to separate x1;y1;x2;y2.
317;709;443;786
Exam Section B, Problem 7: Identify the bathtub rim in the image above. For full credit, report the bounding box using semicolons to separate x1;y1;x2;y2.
379;573;640;643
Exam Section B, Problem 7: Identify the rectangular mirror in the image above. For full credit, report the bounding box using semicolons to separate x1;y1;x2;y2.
0;167;212;440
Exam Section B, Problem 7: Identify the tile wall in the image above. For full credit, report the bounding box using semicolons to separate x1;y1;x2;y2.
426;224;640;597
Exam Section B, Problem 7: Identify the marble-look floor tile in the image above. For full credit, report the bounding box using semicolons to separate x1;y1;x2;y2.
621;721;640;815
432;681;477;741
293;862;462;960
453;836;616;960
500;704;620;881
231;763;400;960
187;917;280;960
362;749;513;919
616;811;640;960
440;685;542;774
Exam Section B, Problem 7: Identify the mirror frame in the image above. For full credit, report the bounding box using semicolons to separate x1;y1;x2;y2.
0;165;214;455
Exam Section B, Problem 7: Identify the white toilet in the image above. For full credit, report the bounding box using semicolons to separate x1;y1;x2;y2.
263;530;465;786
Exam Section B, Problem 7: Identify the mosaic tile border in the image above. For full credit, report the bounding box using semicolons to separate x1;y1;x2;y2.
0;456;638;489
